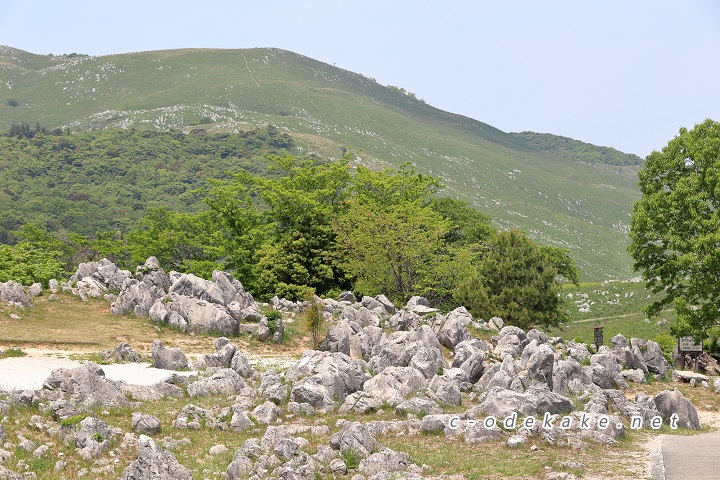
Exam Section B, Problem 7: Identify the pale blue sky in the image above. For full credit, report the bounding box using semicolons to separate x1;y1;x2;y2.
1;0;718;156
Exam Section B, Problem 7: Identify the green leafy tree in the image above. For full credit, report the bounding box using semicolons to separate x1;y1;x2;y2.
336;164;457;304
455;229;569;330
336;199;451;304
207;155;352;299
629;119;720;340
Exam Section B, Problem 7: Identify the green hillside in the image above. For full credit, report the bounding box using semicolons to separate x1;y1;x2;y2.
0;46;642;279
509;131;644;166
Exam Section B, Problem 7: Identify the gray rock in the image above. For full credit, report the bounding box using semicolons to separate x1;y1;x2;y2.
169;273;225;305
230;349;257;379
120;434;192;480
41;362;128;417
250;401;280;425
319;320;352;355
164;294;238;336
338;291;357;303
106;342;142;363
438;308;472;350
552;358;589;395
489;316;505;331
341;305;381;328
150;340;188;371
208;444;228;456
368;325;446;379
229;407;253;432
362;366;428;407
524;343;555;389
374;294;396;314
286;350;366;409
329;421;377;459
567;341;590;363
187;369;246;397
611;334;628;350
132;413;162;435
59;416;122;460
0;465;22;479
471;385;574;418
226;452;253;480
358;448;416;476
395;397;443;416
211;270;254;308
494;326;528;358
27;283;42;297
111;280;157;317
653;389;701;429
339;391;383;414
0;281;31;307
451;340;489;383
464;423;506;443
642;340;670;375
273;437;299;461
620;369;646;384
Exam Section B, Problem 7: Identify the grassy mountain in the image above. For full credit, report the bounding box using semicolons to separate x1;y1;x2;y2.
0;46;642;279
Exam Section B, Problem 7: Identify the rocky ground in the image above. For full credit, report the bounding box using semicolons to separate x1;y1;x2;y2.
1;258;719;479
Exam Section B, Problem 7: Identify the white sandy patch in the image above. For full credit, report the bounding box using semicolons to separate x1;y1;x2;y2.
0;349;193;391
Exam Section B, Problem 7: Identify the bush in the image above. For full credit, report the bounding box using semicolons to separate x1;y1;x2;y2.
653;331;677;364
265;310;282;335
5;98;19;107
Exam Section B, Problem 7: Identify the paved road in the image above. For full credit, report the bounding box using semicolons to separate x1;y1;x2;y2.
652;431;720;479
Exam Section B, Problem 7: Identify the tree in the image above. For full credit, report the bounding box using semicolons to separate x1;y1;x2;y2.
206;155;352;300
629;119;720;340
336;199;451;304
454;229;569;330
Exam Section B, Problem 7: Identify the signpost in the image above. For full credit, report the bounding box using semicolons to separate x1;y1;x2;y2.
677;336;703;371
593;326;604;350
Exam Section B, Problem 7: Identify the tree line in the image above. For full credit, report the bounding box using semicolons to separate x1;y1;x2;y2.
1;152;578;330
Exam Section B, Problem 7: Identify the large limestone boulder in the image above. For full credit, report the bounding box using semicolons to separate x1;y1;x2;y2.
452;339;490;383
111;279;159;317
552;358;589;395
120;435;192;480
285;351;366;409
150;340;188;371
471;385;574;418
368;325;446;379
653;389;701;429
319;320;352;355
41;362;129;418
0;280;31;307
163;294;238;336
361;366;427;406
187;369;246;397
437;307;472;349
328;421;377;458
494;326;529;358
169;273;224;305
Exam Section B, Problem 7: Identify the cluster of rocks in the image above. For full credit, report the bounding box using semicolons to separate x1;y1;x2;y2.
0;280;710;479
60;257;283;341
0;280;42;308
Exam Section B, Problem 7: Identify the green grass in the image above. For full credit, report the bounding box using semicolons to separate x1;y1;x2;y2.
549;280;674;345
0;46;642;280
0;347;26;358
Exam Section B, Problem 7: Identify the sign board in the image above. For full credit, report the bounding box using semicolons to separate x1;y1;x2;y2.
678;336;703;353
